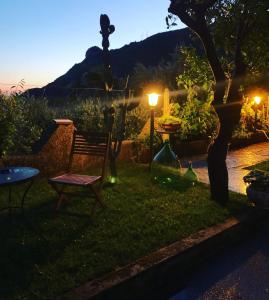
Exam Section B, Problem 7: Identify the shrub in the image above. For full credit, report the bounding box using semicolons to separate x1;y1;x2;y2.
124;104;148;139
63;99;105;133
0;93;148;156
174;98;217;141
158;115;181;126
0;93;49;156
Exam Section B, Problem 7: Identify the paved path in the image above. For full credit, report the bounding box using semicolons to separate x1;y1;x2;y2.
181;142;269;194
170;142;269;300
170;220;269;300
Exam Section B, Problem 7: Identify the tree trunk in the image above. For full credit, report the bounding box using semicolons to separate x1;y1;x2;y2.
108;139;124;183
207;102;242;204
168;0;246;204
109;157;118;182
195;21;227;104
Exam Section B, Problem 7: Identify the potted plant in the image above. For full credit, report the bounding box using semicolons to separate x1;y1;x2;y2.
158;115;181;132
243;170;269;208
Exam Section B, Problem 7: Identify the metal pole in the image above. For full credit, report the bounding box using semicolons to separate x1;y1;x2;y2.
149;108;155;171
254;106;258;131
163;88;170;141
262;103;265;125
266;95;269;124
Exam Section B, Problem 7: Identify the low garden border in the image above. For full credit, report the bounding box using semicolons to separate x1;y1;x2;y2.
56;208;267;300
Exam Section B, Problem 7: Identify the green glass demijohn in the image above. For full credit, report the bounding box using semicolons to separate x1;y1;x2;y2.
151;140;181;185
183;161;198;185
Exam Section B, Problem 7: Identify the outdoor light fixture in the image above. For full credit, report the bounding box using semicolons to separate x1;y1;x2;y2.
148;90;181;186
147;93;160;171
148;93;159;107
110;176;116;184
254;96;261;105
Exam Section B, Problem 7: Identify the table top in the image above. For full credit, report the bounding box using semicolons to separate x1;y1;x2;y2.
0;167;39;186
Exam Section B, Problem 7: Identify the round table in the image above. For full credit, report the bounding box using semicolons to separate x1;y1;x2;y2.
0;167;39;213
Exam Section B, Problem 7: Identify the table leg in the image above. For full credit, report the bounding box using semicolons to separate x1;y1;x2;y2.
21;179;34;213
8;187;12;217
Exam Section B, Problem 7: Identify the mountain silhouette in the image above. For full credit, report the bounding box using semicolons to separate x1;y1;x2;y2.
27;27;201;99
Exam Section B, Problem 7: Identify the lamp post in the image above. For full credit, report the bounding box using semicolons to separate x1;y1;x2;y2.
266;95;269;123
254;96;262;130
148;93;159;171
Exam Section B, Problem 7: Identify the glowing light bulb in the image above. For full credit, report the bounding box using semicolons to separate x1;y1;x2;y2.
254;96;261;105
147;93;159;107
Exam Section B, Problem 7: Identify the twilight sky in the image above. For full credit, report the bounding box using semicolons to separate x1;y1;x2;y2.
0;0;184;92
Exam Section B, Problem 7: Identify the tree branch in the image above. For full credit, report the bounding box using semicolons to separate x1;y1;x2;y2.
169;0;226;103
168;1;199;31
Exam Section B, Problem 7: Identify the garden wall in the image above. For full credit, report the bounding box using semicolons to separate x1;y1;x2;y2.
3;119;135;176
3;119;268;176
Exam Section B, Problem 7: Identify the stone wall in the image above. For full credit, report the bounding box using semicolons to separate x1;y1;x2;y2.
3;119;136;176
4;119;75;175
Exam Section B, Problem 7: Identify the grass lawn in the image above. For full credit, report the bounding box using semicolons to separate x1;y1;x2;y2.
0;163;248;300
247;160;269;172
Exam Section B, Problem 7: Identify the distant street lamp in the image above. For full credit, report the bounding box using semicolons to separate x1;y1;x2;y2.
148;93;159;171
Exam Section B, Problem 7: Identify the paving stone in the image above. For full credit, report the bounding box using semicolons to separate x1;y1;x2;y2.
181;142;269;195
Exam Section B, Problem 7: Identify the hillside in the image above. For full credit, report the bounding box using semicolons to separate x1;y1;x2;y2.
27;27;201;99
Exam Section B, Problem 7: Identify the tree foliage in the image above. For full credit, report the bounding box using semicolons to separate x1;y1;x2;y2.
131;50;182;91
174;47;217;140
177;47;214;98
168;0;269;204
169;0;269;103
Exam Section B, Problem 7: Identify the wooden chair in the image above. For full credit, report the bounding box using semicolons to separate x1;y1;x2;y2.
48;130;111;216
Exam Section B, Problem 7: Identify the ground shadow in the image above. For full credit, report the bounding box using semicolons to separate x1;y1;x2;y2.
0;198;94;300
